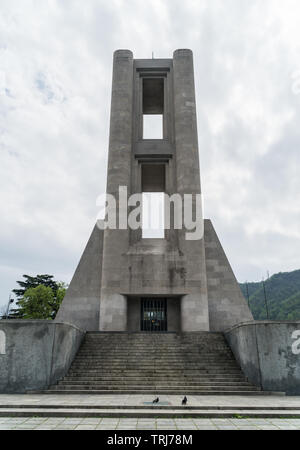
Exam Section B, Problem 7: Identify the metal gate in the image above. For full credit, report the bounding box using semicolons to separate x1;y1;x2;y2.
140;298;167;332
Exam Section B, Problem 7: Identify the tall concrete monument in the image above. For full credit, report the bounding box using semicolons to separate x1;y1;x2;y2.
3;49;299;398
56;49;253;333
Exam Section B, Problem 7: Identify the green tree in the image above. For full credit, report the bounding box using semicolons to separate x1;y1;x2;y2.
9;274;67;319
17;284;66;320
18;285;54;319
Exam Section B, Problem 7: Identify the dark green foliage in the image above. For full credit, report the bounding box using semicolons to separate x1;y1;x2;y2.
12;274;59;299
240;269;300;320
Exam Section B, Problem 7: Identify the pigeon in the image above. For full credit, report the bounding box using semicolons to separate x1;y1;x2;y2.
182;396;187;405
153;397;159;404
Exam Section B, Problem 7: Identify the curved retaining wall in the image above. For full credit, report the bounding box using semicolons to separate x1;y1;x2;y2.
0;320;84;393
225;321;300;395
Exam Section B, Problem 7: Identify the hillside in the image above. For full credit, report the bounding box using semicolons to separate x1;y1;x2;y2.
239;269;300;320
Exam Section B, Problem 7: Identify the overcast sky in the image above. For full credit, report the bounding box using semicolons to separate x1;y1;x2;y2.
1;0;300;310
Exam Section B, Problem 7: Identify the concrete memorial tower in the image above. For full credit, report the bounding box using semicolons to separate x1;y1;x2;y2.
56;49;253;333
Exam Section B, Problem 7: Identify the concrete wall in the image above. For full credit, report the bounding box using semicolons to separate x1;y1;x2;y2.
225;321;300;395
0;321;84;393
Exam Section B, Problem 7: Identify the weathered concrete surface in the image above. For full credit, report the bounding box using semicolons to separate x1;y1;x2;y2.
0;321;84;393
225;321;300;395
55;224;103;331
204;219;253;331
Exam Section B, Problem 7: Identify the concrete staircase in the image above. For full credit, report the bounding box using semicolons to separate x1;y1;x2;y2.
46;332;263;395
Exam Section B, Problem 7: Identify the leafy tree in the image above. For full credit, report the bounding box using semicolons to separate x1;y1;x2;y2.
8;274;67;319
16;283;66;320
18;285;54;319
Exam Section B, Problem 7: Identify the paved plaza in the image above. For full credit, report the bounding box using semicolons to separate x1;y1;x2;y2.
1;416;300;430
0;393;298;408
0;394;300;429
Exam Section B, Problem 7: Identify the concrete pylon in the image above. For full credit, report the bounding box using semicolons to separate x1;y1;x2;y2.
56;49;253;332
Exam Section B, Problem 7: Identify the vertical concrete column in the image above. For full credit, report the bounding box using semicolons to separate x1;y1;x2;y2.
106;49;134;196
173;49;209;331
99;50;133;331
173;49;201;197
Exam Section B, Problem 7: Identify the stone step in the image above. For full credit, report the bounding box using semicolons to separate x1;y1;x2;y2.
76;350;234;353
1;404;292;411
83;343;229;348
81;350;230;353
75;353;234;357
70;365;240;370
71;359;239;365
74;358;237;367
64;375;247;381
82;344;230;348
34;389;275;396
72;359;237;364
82;346;230;349
68;370;243;376
84;342;229;344
83;342;228;344
79;349;231;354
79;352;231;357
4;406;296;417
71;359;238;363
78;348;232;358
54;385;260;391
75;359;235;363
59;380;254;387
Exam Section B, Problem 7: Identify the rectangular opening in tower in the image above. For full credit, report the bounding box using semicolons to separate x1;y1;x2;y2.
141;164;165;239
142;78;164;139
143;115;163;139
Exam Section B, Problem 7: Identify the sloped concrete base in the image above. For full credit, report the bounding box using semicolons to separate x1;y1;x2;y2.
204;219;253;331
55;224;103;331
55;219;253;332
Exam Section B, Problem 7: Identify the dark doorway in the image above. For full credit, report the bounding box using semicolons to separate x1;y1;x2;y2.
141;298;167;332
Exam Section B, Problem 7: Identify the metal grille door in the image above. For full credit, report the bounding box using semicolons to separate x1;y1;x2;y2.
141;298;167;332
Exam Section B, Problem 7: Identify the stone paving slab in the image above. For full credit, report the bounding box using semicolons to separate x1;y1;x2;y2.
0;416;300;430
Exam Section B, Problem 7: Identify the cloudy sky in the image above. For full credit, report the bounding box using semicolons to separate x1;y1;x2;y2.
1;0;300;311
